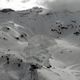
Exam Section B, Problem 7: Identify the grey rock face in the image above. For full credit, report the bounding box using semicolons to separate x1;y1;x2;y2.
0;53;39;80
0;8;14;13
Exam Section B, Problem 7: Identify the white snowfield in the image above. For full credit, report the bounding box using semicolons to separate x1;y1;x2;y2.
0;7;80;80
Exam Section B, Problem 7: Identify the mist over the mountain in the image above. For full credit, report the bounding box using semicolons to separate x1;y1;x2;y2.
36;0;80;12
0;0;80;11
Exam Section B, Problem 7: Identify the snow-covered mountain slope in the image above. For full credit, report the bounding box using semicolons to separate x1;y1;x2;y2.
0;21;31;62
6;7;80;66
0;21;29;48
1;7;80;80
1;8;80;41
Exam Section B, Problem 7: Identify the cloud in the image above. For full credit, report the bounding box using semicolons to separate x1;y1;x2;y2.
35;0;80;11
0;0;37;10
0;0;80;11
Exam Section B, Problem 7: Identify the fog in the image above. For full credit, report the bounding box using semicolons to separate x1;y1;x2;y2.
36;0;80;12
0;0;80;11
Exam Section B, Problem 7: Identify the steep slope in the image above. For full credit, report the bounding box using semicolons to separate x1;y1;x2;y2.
0;7;80;80
1;8;80;45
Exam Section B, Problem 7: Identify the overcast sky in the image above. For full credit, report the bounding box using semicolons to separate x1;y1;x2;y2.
0;0;80;11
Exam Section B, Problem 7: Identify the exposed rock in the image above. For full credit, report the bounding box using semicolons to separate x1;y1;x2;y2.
0;9;14;13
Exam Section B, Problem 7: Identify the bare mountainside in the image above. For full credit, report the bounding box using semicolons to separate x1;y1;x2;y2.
0;7;80;80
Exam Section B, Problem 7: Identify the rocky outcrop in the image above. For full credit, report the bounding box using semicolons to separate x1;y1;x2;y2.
0;9;14;13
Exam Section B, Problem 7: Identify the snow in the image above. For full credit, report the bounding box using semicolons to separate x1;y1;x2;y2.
0;7;80;80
